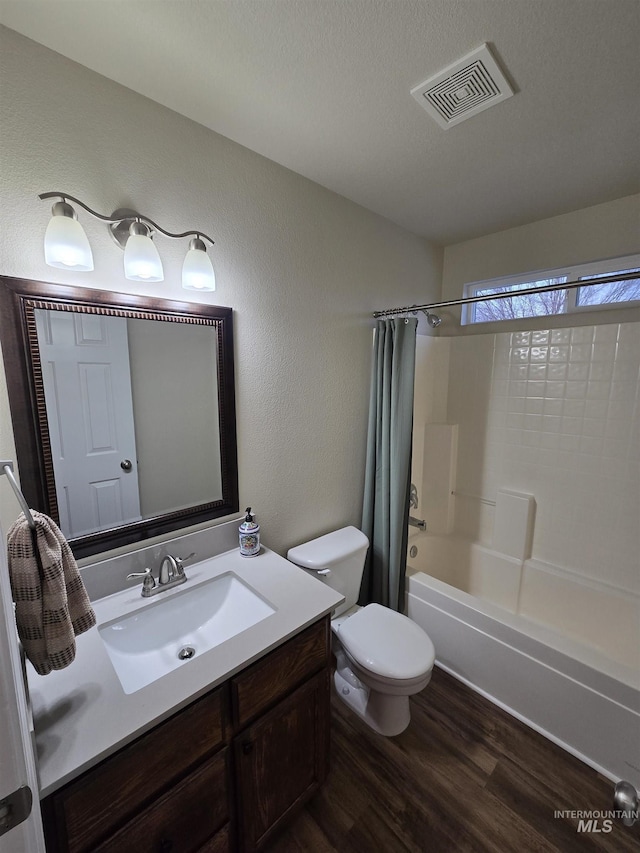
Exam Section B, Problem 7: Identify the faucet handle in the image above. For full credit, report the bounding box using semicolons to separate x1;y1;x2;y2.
127;568;152;580
174;552;196;576
126;568;156;593
142;573;156;592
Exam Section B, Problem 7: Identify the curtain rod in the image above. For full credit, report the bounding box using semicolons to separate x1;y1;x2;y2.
372;270;640;319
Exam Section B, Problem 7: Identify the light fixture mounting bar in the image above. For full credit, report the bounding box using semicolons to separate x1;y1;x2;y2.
38;192;215;246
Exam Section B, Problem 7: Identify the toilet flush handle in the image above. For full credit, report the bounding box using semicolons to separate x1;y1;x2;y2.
304;566;331;577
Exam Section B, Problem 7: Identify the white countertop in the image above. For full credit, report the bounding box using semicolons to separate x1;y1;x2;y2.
28;546;343;798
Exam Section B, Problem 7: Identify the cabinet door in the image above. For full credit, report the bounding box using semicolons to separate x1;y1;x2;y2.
233;669;330;852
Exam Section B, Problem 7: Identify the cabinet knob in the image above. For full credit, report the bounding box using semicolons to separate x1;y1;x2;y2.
242;741;253;755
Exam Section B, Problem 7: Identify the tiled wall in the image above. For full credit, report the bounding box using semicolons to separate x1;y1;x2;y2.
420;321;640;596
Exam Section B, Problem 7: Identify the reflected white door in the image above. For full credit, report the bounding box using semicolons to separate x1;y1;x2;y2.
35;310;141;538
0;523;46;853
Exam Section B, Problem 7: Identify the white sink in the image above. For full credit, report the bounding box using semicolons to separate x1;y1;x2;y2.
98;572;276;693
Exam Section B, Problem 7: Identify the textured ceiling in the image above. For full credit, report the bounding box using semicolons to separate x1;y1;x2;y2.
1;0;638;245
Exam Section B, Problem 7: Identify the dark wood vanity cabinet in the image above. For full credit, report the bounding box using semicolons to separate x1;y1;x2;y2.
41;616;332;853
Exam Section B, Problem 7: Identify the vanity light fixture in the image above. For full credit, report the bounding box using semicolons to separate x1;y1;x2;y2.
43;200;94;271
39;192;216;291
182;237;216;292
122;220;164;283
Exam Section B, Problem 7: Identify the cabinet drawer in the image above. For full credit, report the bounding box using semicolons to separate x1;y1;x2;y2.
50;687;227;853
231;617;329;728
94;749;228;853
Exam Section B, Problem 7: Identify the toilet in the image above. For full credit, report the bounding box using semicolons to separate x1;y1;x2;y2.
287;526;435;736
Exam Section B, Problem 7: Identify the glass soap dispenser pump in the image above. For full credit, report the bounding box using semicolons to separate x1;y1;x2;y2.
239;507;260;557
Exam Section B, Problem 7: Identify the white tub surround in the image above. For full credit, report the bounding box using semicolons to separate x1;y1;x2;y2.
407;533;639;674
29;540;343;798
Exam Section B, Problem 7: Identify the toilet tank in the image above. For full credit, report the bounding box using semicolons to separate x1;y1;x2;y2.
287;526;369;617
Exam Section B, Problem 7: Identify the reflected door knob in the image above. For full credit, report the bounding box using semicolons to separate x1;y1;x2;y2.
120;459;133;471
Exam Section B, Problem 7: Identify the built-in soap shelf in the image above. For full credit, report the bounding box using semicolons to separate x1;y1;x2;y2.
492;490;536;561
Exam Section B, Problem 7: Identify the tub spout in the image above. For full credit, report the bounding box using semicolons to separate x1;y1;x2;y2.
409;516;427;532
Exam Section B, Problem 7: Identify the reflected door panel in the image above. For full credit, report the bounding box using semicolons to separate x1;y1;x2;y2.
35;310;141;538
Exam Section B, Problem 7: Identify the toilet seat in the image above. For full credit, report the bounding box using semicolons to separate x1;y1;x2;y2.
336;603;435;681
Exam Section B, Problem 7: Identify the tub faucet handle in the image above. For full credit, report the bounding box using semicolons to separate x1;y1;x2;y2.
409;483;419;510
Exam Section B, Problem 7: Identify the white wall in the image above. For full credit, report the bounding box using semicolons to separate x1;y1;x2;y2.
0;26;442;557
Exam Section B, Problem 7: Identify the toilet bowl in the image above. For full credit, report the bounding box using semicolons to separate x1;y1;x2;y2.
287;527;436;736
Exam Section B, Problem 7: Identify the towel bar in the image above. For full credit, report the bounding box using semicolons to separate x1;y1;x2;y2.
1;460;36;530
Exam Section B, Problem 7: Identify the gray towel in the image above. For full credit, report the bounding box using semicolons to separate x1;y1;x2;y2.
7;510;96;675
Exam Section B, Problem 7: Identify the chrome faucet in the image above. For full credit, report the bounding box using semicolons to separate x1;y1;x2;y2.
159;554;180;585
127;552;195;597
409;515;427;532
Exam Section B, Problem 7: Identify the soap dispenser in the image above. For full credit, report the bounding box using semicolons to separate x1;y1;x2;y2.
239;507;260;557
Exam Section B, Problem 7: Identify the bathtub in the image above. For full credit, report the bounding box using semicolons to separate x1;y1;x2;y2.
405;533;640;790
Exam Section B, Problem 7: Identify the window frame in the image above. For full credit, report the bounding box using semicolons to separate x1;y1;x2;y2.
461;254;640;325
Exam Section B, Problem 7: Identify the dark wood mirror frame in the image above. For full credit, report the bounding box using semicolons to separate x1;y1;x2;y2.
0;276;238;558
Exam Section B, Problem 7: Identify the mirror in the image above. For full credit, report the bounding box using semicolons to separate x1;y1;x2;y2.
0;276;238;558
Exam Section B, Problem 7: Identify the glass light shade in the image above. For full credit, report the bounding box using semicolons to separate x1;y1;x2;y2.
123;233;164;282
182;242;216;291
44;213;94;271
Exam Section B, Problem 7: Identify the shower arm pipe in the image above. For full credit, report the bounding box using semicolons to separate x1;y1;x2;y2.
372;270;640;319
38;192;215;246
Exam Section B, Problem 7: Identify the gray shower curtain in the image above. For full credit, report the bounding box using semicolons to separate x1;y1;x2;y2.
360;317;417;612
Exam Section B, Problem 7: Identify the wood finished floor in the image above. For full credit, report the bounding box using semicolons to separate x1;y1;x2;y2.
265;667;639;853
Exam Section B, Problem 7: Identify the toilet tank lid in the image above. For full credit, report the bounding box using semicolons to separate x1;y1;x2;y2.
287;526;369;570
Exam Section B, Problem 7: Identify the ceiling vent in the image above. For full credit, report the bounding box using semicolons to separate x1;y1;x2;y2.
411;43;514;129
